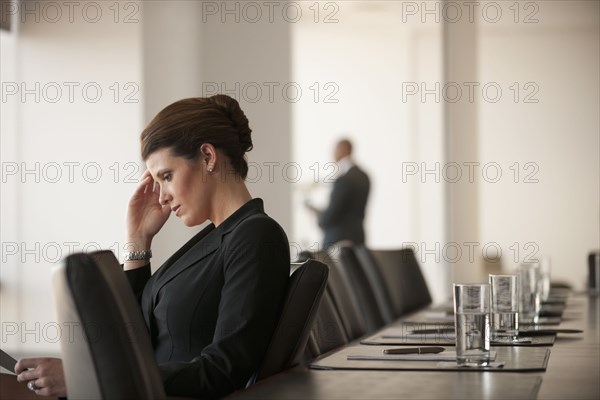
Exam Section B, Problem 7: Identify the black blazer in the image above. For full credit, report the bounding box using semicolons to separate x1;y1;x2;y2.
318;165;370;248
126;198;290;399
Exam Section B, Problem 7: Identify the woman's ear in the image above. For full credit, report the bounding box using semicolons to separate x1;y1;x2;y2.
199;144;217;173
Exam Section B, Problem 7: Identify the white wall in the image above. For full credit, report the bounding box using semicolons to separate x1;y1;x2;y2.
1;0;144;355
291;3;448;301
444;5;481;286
0;8;21;359
477;0;599;288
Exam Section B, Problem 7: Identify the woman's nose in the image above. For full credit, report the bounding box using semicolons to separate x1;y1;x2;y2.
159;188;171;206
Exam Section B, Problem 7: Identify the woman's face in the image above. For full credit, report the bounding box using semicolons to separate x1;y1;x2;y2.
146;147;212;226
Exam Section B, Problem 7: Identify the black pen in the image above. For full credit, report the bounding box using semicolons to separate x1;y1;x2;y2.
383;347;446;355
410;328;454;334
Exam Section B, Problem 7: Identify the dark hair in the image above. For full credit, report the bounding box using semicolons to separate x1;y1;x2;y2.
141;94;253;178
338;139;353;154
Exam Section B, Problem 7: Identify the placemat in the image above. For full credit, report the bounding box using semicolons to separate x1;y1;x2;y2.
347;350;497;362
309;345;550;372
398;316;561;326
360;329;556;347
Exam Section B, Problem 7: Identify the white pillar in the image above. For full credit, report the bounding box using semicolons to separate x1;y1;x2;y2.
444;6;482;284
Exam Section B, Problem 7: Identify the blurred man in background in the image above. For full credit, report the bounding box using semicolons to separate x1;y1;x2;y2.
306;139;370;249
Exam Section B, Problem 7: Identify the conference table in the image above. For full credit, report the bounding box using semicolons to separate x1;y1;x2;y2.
227;292;600;400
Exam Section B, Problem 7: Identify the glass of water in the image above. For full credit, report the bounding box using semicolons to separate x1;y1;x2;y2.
489;274;519;341
539;256;552;302
518;263;541;323
453;283;491;366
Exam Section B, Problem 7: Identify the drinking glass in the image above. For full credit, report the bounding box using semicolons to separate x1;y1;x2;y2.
489;274;519;341
453;283;491;366
518;263;541;323
539;256;552;302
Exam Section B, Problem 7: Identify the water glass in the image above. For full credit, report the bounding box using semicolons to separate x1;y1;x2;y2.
453;283;491;366
489;274;519;341
518;263;541;322
539;256;552;302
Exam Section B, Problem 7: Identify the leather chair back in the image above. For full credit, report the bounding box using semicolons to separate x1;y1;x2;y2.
337;243;387;332
304;290;350;361
369;248;432;315
249;259;329;383
52;251;165;400
353;245;396;322
307;249;367;340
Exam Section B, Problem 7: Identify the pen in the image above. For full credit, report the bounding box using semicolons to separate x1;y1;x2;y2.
409;328;454;334
383;347;446;355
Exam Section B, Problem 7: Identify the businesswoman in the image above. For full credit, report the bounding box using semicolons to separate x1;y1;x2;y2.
16;95;291;399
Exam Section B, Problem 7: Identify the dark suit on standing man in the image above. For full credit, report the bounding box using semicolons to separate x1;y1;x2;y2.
318;162;370;248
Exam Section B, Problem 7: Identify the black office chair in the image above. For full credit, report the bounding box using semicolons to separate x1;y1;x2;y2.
358;247;404;317
588;251;599;292
368;247;432;315
52;250;166;400
353;245;396;322
248;259;329;384
337;243;389;332
302;249;368;341
55;250;329;395
304;290;350;361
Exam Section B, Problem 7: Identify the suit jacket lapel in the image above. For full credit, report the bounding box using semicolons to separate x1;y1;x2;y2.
150;229;221;305
146;198;266;319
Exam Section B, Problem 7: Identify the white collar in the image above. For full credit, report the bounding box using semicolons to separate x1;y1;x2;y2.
337;156;354;177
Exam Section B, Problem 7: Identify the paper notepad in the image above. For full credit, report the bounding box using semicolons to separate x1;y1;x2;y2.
347;351;497;362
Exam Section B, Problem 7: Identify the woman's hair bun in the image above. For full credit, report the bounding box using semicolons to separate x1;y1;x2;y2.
208;94;253;154
141;94;254;179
